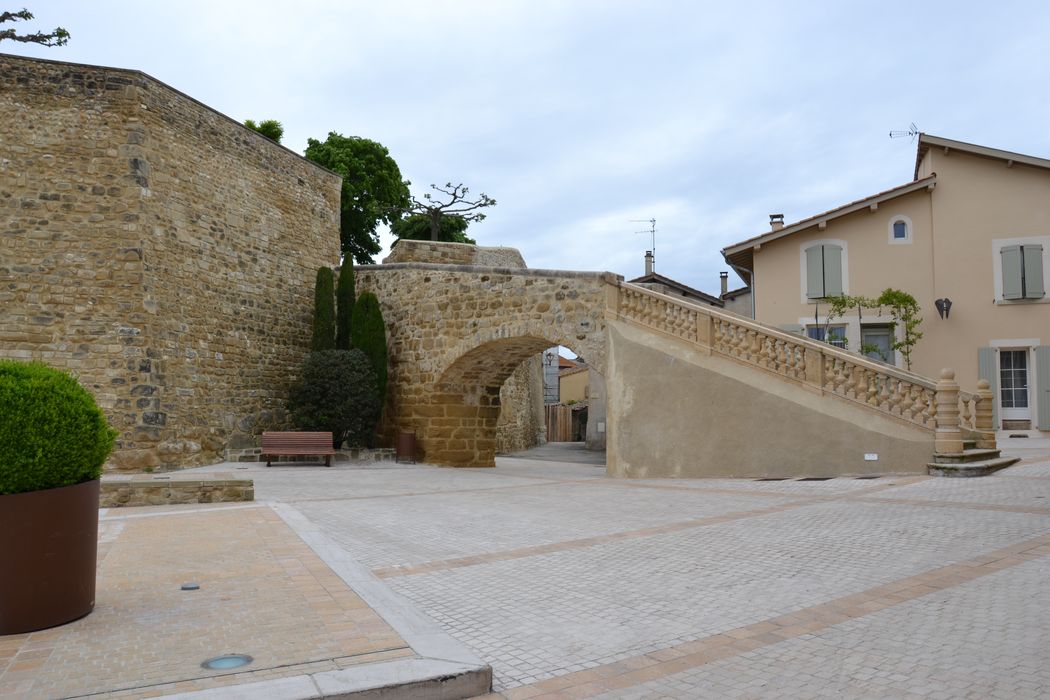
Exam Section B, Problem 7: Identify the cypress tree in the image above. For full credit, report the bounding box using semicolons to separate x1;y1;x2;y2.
311;267;335;351
351;292;388;404
335;257;356;350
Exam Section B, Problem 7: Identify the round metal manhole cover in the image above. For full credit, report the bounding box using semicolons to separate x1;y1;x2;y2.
201;654;253;670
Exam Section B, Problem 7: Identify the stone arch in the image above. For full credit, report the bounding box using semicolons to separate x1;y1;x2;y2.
418;331;603;467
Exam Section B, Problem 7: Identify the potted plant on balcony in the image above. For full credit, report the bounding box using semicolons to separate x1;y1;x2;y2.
0;360;117;634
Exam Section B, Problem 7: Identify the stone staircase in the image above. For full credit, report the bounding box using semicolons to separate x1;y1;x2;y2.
927;438;1020;478
612;282;1012;477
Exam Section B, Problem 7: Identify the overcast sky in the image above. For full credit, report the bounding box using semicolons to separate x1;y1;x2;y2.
9;1;1050;294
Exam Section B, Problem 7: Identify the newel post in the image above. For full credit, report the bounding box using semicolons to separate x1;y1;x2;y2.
934;368;964;454
975;379;997;450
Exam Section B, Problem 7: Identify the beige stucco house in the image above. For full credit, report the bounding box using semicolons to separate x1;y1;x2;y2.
722;134;1049;432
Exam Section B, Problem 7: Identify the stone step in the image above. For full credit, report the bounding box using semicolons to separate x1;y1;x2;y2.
931;448;1005;464
927;456;1020;478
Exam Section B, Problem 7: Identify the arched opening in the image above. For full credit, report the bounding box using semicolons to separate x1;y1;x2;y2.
417;336;601;467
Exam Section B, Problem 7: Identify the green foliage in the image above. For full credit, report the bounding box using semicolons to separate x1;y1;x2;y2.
0;360;116;495
303;132;411;264
351;292;388;406
244;118;284;143
311;267;335;351
391;214;476;245
821;290;923;369
287;350;381;448
874;288;923;371
0;9;70;46
335;257;356;350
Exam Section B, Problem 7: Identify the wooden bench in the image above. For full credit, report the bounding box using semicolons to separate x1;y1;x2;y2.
260;432;336;467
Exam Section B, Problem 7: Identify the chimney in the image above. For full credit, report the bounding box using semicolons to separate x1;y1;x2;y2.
644;250;654;276
720;271;729;297
769;213;785;231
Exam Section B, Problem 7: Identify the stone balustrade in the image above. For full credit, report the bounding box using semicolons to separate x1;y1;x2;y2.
612;282;994;450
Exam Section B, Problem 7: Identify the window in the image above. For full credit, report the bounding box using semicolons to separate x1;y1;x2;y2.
807;324;847;348
861;325;894;364
887;215;912;245
804;243;843;299
1001;244;1045;300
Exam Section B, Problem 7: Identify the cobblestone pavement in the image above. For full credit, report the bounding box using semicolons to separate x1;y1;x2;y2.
213;442;1050;698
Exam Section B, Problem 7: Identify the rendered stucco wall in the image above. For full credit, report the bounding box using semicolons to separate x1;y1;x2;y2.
606;320;931;478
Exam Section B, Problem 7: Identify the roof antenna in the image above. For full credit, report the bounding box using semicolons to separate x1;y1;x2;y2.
630;218;657;269
889;122;919;141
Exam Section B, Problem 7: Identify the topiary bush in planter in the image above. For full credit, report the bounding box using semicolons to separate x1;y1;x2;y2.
0;360;117;634
0;360;117;495
287;349;381;449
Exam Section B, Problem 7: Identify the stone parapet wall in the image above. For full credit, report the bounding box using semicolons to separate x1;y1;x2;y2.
100;478;254;507
0;54;342;471
382;239;527;268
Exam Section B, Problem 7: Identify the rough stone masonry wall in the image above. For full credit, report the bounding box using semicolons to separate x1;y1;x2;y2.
0;54;342;471
356;252;612;466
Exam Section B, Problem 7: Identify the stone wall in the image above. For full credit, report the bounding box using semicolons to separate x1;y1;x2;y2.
100;477;254;507
383;239;527;268
495;356;545;453
0;54;342;470
356;246;613;466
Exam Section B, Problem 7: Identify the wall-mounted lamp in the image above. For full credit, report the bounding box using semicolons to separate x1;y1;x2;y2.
545;351;555;365
934;298;953;319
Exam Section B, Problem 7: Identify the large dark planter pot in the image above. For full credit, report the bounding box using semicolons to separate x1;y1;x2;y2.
0;479;100;635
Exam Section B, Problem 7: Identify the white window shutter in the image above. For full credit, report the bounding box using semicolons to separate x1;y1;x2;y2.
1001;245;1023;299
978;346;999;427
805;246;824;298
823;245;843;297
1022;244;1045;299
1036;346;1050;430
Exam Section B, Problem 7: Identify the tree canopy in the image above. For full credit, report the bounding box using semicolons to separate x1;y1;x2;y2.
390;213;476;245
244;119;283;143
404;182;495;242
303;132;410;264
0;9;69;46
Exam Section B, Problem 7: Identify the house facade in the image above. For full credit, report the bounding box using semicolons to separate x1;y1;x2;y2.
722;134;1050;432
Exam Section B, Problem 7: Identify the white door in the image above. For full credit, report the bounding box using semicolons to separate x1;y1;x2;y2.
999;349;1031;422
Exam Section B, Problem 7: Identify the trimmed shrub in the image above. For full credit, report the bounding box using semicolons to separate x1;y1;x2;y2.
351;292;388;404
311;266;335;351
335;257;355;350
287;350;381;448
0;360;117;495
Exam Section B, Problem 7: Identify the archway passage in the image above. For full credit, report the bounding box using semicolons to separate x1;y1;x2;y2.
422;337;578;467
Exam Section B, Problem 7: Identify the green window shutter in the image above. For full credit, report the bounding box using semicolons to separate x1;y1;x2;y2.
1036;346;1050;430
1001;245;1023;299
1022;244;1045;299
978;346;999;427
805;245;824;298
823;244;843;296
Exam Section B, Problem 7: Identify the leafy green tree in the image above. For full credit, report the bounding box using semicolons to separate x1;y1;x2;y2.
244;119;284;143
390;213;476;245
875;288;923;371
351;292;388;407
311;267;335;351
405;182;495;241
303;132;410;264
335;257;355;350
0;9;69;46
287;350;381;448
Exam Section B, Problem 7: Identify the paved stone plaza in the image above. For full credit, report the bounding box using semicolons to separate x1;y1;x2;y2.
218;439;1050;698
3;440;1050;698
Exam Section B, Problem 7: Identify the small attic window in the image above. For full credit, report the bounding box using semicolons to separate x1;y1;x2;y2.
888;215;913;245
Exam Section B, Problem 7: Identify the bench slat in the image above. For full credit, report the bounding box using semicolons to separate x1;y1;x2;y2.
260;431;336;466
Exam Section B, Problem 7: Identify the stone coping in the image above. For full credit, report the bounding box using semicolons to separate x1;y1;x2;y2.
358;261;623;283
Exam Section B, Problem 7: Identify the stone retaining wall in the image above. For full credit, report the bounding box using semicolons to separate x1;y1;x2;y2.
0;54;342;472
101;478;254;507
